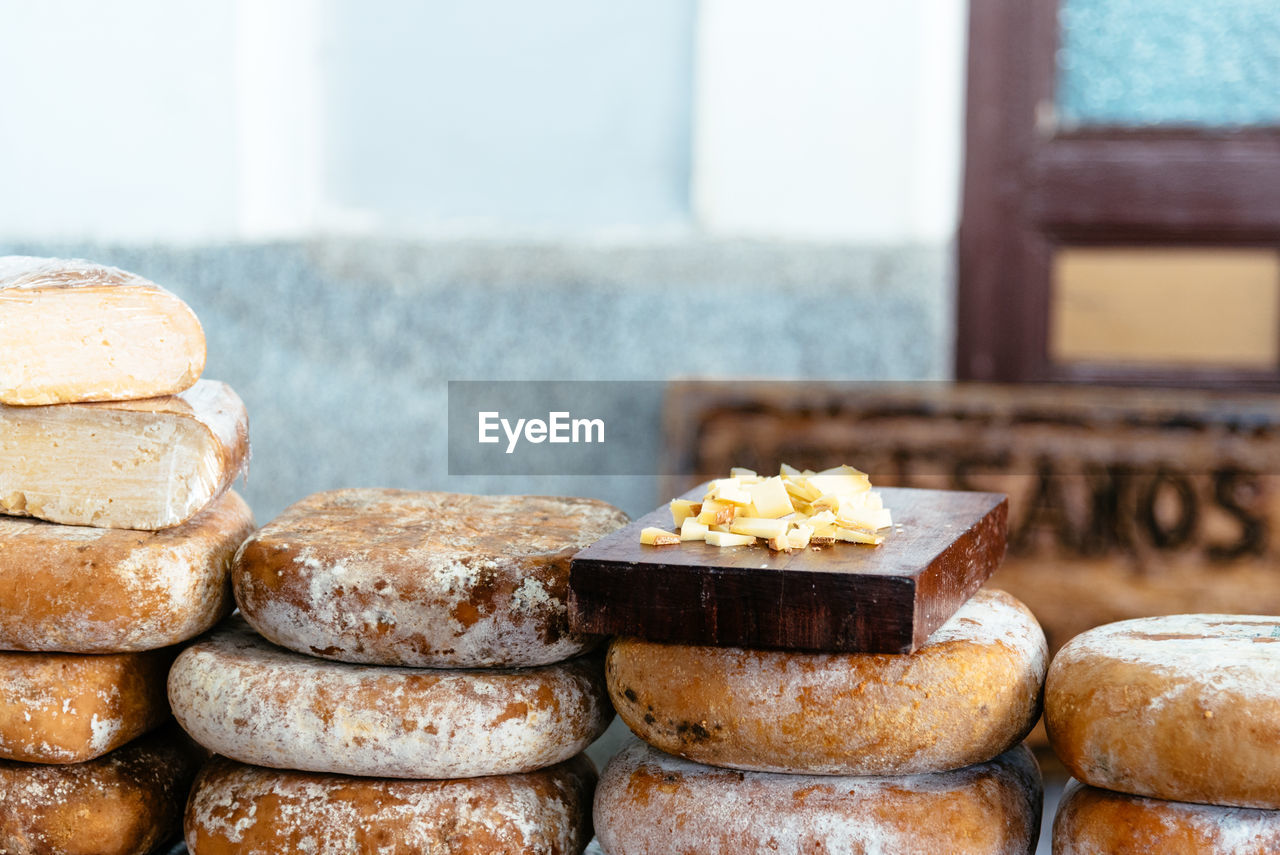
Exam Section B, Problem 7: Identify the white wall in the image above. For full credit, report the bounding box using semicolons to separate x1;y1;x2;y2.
0;0;967;244
694;0;967;242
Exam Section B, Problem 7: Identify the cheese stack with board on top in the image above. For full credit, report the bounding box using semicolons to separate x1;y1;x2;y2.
173;488;629;854
0;256;253;855
573;465;1050;854
1048;614;1280;854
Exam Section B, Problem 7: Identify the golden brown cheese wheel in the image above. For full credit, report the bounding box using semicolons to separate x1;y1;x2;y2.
0;379;250;531
607;588;1047;775
185;754;596;854
232;489;628;668
169;617;612;779
0;256;205;406
0;491;251;653
1045;614;1280;809
0;726;202;855
1053;780;1280;855
0;648;174;764
595;737;1042;855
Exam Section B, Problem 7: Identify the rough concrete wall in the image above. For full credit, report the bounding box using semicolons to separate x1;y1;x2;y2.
0;239;952;522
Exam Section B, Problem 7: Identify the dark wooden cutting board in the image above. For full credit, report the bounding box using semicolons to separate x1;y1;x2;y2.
568;486;1007;654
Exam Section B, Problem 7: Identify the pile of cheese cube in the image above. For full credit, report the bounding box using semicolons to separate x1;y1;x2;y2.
640;464;893;551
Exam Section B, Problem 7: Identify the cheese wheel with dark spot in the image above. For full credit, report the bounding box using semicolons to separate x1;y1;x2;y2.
1046;614;1280;808
607;588;1047;775
169;617;612;779
0;491;251;653
185;754;596;854
233;489;628;668
0;726;202;855
595;737;1042;855
1053;779;1280;854
0;648;174;764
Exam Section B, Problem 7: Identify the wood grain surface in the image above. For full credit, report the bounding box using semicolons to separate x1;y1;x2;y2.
569;486;1007;653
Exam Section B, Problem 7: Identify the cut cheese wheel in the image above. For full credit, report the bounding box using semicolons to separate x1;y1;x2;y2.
185;754;596;854
0;379;249;530
233;489;629;668
169;617;612;779
0;256;206;406
0;726;203;855
595;737;1043;855
607;588;1047;775
1053;779;1280;855
0;648;174;764
1045;613;1280;809
0;491;251;653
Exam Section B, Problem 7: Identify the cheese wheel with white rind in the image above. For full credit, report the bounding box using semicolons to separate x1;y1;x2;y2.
595;737;1042;855
0;726;203;855
0;648;174;764
0;491;251;653
0;256;205;406
0;379;249;531
168;617;612;779
1045;613;1280;809
1053;779;1280;855
185;754;596;855
233;489;628;668
607;588;1047;775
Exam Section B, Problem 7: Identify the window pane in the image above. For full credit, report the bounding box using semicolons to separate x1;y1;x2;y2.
1057;0;1280;128
1050;247;1280;368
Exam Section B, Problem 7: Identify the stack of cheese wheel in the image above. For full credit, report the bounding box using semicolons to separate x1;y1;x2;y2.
0;257;253;854
595;588;1050;854
1047;614;1280;854
171;489;628;854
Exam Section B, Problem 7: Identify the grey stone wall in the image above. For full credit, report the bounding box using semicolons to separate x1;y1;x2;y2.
1;238;952;522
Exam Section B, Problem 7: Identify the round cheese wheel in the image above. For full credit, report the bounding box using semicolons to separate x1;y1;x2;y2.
169;617;612;779
1045;614;1280;809
607;588;1047;775
1054;779;1280;855
232;489;628;668
0;648;173;764
0;726;202;855
185;753;596;854
0;490;250;653
595;737;1042;855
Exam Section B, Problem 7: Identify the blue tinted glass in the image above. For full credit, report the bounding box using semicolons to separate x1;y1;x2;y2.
1057;0;1280;127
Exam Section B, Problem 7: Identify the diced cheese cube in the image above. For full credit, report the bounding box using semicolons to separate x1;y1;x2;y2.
729;517;789;539
705;531;756;547
787;524;813;549
670;499;701;528
834;527;885;546
640;527;680;546
697;500;736;526
747;476;793;519
679;518;709;541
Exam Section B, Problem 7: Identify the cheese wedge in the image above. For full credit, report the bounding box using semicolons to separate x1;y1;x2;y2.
0;380;249;530
0;256;205;405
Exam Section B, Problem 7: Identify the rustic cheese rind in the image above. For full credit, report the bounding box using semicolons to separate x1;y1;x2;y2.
1053;780;1280;855
1045;613;1280;809
169;617;613;779
607;588;1047;775
0;379;250;530
185;753;596;854
0;726;203;855
0;491;251;653
595;737;1042;855
0;256;206;406
233;489;628;668
0;648;174;764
